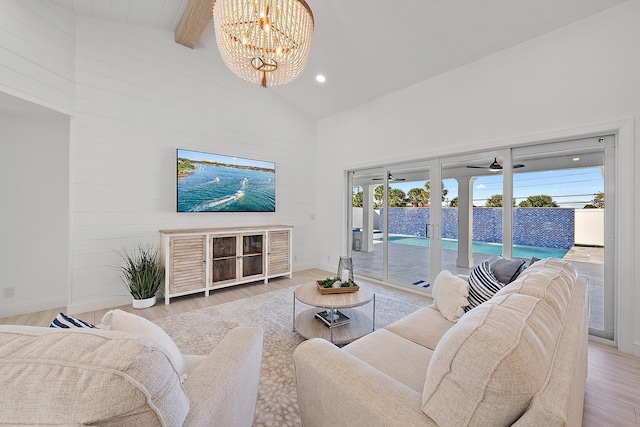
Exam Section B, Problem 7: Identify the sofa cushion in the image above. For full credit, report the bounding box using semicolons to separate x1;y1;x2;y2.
495;258;577;320
422;293;561;427
516;257;576;283
0;325;189;426
465;260;505;311
386;306;455;351
101;309;186;379
431;270;469;322
514;275;589;427
344;329;434;393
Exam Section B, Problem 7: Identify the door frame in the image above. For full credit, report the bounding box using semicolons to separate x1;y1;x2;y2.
343;118;634;353
511;136;614;339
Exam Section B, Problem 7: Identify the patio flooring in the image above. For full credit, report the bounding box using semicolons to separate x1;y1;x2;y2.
352;241;605;330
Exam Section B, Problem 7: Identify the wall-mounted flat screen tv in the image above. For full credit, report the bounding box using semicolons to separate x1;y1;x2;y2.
177;149;276;212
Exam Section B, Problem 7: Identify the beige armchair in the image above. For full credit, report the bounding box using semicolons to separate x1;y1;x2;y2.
0;323;263;426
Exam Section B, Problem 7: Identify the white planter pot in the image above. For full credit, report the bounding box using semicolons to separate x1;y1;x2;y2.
132;295;156;309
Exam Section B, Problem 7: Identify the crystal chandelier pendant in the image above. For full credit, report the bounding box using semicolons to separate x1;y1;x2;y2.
213;0;314;88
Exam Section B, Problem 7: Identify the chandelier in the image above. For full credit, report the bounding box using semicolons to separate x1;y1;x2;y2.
212;0;314;88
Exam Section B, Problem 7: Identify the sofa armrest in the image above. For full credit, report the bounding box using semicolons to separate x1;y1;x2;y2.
182;326;263;427
293;338;437;427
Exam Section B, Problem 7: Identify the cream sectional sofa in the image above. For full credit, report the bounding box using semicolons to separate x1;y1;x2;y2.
293;258;589;426
0;321;263;426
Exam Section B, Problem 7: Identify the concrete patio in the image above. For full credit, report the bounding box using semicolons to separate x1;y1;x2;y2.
352;241;605;330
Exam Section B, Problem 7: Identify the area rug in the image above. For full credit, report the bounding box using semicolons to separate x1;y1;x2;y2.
154;284;428;426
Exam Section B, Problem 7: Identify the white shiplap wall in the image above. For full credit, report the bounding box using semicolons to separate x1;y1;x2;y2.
69;17;317;313
0;1;74;318
317;1;639;352
0;1;75;114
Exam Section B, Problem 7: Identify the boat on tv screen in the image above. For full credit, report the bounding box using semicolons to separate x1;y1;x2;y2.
177;149;275;212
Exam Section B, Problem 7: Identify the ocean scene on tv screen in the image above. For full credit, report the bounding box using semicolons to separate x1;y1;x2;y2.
177;149;276;212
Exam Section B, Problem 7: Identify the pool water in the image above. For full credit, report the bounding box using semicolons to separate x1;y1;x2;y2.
375;235;569;259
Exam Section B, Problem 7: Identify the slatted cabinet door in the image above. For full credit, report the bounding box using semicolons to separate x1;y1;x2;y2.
161;226;292;303
268;230;290;276
169;235;206;293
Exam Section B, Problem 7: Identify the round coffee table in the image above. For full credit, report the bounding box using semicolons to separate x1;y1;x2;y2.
293;281;375;344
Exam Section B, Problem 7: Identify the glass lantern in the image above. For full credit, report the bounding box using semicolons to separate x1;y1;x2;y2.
337;257;354;283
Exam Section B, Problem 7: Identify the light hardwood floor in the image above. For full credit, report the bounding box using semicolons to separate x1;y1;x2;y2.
1;268;638;426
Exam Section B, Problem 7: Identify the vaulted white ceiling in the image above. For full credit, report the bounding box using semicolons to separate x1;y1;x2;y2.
50;0;626;120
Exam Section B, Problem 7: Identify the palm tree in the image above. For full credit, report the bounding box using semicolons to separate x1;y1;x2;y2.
352;189;363;207
407;188;429;206
424;181;449;203
519;195;558;207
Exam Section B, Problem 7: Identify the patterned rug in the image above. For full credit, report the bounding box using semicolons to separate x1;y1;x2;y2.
154;284;428;426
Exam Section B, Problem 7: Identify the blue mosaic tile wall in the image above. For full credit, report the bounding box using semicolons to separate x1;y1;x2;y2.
512;208;575;249
379;207;574;249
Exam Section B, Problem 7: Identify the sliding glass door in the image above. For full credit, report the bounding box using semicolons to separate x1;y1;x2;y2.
385;164;433;286
350;168;385;281
350;162;437;288
512;137;613;339
346;136;615;341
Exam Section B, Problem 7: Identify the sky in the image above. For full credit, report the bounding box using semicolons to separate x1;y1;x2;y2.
387;167;604;208
177;149;275;170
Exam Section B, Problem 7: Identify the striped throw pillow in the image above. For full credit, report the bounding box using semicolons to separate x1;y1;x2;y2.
49;312;96;328
465;261;505;311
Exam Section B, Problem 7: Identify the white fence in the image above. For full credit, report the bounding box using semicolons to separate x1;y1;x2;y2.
575;209;605;246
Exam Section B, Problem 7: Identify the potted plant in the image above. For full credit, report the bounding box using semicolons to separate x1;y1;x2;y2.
117;244;164;309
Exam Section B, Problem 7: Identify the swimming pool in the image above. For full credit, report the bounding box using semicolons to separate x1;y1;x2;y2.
375;235;569;259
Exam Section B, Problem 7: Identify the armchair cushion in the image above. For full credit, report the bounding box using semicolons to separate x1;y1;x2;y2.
101;309;186;379
0;326;189;427
182;326;263;427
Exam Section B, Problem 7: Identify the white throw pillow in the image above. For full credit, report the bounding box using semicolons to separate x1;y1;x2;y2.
432;270;469;322
101;309;186;379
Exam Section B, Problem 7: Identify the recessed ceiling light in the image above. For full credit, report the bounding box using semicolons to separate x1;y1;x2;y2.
572;157;580;161
316;74;326;83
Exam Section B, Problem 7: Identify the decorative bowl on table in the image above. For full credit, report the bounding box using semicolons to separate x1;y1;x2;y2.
316;277;360;294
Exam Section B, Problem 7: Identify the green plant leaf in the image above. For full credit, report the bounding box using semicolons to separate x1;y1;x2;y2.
116;243;164;300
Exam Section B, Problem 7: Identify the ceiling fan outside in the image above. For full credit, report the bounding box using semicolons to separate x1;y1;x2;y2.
372;172;406;181
466;158;525;172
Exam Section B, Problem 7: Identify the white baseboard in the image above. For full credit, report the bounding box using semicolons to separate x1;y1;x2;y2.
66;295;131;315
632;340;640;357
588;335;617;347
315;262;335;273
292;262;317;272
0;297;68;319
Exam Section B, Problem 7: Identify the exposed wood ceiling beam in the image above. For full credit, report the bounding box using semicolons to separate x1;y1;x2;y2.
175;0;212;48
